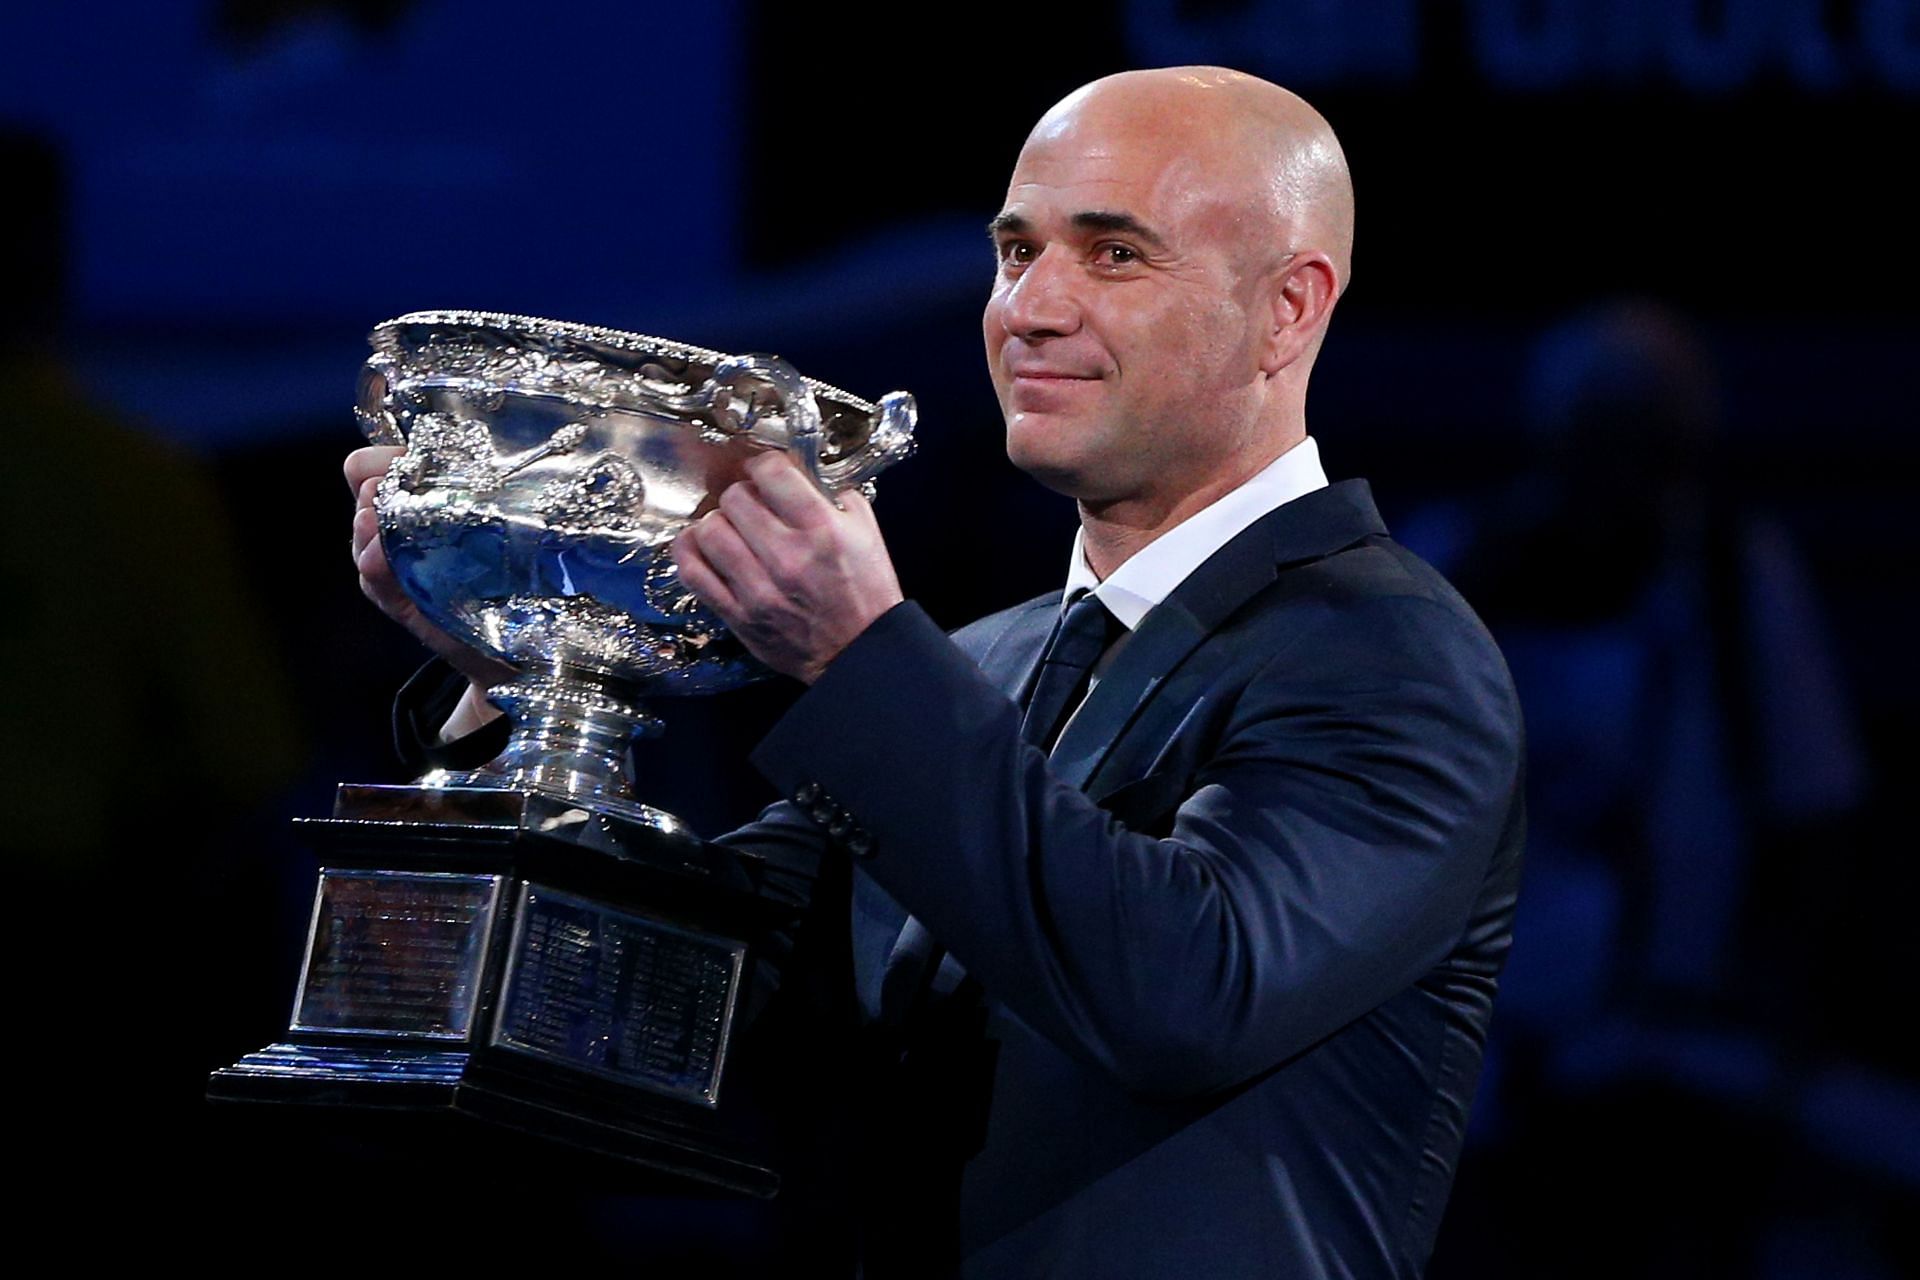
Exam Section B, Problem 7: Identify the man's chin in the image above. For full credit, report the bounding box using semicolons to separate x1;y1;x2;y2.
1005;434;1085;493
1007;453;1112;504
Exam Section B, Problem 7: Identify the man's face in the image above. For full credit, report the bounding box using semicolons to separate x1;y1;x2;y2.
983;111;1272;509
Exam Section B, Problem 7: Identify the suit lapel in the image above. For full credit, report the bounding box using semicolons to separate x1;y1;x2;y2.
1050;479;1388;792
975;594;1062;706
876;482;1384;1022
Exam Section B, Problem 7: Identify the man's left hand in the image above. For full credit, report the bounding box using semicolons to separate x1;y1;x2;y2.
672;451;904;685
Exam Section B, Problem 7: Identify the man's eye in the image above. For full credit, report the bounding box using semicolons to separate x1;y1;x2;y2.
1095;243;1140;268
999;241;1036;266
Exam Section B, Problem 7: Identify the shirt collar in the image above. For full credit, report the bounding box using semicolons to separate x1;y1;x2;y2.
1063;436;1329;630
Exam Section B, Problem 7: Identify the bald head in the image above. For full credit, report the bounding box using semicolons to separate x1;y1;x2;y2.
1026;67;1353;288
984;67;1353;531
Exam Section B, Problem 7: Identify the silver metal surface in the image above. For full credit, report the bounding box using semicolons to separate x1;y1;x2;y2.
360;310;917;817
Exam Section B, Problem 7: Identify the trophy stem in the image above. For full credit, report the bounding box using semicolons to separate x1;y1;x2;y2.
480;663;664;810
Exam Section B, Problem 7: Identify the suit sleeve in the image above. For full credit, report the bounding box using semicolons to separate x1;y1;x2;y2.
749;597;1522;1097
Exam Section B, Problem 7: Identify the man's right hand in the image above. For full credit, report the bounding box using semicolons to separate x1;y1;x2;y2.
346;446;512;740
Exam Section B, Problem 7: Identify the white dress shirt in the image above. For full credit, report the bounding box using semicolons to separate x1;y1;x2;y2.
1063;435;1330;630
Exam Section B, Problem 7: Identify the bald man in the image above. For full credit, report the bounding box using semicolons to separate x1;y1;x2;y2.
362;66;1524;1279
666;68;1524;1279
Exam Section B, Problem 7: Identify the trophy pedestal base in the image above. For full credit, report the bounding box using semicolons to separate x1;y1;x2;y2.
209;1042;778;1195
209;785;813;1199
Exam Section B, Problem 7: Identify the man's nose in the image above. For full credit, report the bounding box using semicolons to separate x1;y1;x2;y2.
999;247;1081;339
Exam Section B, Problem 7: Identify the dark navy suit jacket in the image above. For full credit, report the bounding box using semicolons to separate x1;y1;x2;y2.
731;479;1527;1278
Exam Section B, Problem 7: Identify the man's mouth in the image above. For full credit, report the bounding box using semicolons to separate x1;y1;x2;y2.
1005;369;1101;411
1008;367;1101;383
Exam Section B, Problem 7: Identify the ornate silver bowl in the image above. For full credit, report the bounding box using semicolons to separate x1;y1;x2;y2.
358;310;917;832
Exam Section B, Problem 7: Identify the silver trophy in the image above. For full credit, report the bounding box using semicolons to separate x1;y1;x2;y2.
357;309;916;833
210;313;916;1193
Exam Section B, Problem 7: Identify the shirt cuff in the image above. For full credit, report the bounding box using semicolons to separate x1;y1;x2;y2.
393;658;512;773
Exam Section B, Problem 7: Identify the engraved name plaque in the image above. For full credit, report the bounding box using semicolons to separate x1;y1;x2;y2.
492;883;744;1107
292;870;503;1039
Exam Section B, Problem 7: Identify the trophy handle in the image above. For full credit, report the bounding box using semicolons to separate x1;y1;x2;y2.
664;355;917;499
695;354;831;493
354;361;405;445
815;390;917;496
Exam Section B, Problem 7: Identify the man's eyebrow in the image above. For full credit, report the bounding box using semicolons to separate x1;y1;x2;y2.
986;210;1169;251
987;211;1028;238
1069;210;1168;250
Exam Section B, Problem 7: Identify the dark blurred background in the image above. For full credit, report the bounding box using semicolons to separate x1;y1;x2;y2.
6;1;1915;1272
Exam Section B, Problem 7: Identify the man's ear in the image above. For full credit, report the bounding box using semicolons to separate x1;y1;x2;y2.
1259;252;1340;375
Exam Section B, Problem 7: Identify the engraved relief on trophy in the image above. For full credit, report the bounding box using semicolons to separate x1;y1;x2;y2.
355;310;918;817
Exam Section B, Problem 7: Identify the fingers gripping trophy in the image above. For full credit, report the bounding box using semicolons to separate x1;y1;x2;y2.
211;312;918;1194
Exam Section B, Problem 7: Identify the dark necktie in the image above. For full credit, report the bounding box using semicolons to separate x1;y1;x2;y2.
1021;590;1121;751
